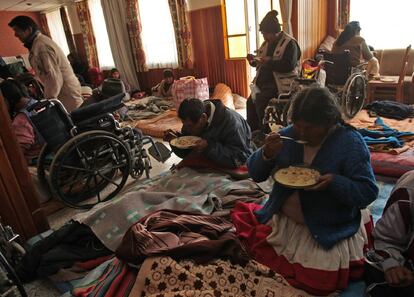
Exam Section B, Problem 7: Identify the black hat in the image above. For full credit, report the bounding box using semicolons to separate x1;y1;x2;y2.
259;10;281;34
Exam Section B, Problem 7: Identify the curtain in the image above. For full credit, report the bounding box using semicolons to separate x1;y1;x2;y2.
125;0;147;72
46;10;71;56
168;0;194;68
101;0;140;89
38;13;51;37
338;0;350;29
279;0;293;35
75;0;99;68
60;7;76;55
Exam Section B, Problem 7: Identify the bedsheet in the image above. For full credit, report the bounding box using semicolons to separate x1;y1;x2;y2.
349;110;414;177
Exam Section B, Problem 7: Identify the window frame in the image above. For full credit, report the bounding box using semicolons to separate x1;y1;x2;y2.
222;0;281;60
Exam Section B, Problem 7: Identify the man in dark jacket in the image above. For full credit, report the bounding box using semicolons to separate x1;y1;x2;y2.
164;98;252;168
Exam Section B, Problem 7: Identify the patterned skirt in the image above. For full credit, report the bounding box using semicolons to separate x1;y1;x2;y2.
231;202;373;296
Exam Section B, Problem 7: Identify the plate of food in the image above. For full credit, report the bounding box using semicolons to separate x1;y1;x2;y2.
273;165;321;189
170;136;202;149
380;76;397;83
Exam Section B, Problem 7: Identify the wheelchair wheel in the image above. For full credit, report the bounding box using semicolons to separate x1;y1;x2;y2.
37;144;52;190
265;98;291;128
49;130;131;209
341;73;366;118
0;251;27;297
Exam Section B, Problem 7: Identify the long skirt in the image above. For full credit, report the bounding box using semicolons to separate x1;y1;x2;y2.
231;202;373;296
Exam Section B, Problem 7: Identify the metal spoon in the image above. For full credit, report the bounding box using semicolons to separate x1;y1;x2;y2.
279;136;308;144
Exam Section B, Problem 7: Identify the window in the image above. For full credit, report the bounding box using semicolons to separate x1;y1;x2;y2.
88;0;115;68
138;0;178;69
350;0;414;49
46;10;70;56
223;0;281;59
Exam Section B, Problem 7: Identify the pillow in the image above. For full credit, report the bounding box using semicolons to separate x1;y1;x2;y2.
211;83;235;109
232;93;247;109
319;35;336;52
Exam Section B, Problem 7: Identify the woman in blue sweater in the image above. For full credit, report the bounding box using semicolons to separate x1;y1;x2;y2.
232;86;378;295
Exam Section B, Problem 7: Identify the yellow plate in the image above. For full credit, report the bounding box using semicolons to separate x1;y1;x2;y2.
170;136;202;149
273;165;321;188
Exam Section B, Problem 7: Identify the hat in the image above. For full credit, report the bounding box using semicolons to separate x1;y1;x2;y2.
259;10;281;34
163;68;174;78
347;21;361;31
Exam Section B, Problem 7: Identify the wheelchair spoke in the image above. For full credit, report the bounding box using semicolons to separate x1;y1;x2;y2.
93;174;101;202
97;172;120;187
60;165;93;173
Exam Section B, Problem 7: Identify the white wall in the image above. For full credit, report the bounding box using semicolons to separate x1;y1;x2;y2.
187;0;221;11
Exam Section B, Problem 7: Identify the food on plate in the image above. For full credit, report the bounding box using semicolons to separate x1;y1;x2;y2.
170;136;202;149
274;166;320;187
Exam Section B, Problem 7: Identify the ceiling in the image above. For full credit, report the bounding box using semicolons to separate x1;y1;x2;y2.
0;0;75;12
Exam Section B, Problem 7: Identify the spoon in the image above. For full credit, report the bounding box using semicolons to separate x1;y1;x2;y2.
279;136;308;144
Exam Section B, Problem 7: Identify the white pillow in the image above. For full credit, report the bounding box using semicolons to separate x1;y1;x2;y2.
319;35;336;52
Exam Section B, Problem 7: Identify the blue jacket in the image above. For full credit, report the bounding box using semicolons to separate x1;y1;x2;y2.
248;124;378;249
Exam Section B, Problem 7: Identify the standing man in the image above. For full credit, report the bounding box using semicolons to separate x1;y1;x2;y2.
246;10;301;133
9;16;83;112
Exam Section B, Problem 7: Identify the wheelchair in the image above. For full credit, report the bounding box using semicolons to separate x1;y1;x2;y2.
264;50;368;128
30;93;159;209
0;218;27;297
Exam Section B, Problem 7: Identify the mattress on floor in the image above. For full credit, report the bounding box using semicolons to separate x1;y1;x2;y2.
349;110;414;178
133;109;182;138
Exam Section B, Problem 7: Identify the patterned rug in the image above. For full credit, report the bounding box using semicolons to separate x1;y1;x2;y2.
129;256;318;297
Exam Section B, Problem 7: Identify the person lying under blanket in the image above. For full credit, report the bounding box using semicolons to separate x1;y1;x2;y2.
163;98;253;169
231;86;378;295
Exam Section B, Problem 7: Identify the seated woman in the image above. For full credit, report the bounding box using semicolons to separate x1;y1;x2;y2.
332;21;379;77
151;69;175;98
0;79;43;164
88;67;104;89
231;86;378;295
108;68;131;95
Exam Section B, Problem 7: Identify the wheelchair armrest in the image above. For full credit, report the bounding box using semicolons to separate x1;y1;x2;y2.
26;100;49;112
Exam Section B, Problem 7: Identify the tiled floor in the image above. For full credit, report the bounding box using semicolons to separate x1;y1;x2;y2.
24;140;181;296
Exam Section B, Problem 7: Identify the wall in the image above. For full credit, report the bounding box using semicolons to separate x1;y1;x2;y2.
190;5;249;97
0;11;41;57
187;0;221;11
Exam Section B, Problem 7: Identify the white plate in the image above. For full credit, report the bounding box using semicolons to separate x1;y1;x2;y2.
170;136;202;149
380;77;397;83
273;165;321;188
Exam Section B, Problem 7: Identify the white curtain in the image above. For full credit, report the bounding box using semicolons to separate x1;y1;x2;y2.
138;0;179;69
88;0;115;68
279;0;292;35
350;0;414;49
46;10;70;56
100;0;140;89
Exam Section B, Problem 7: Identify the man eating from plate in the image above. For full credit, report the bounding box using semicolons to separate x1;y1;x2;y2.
163;98;252;168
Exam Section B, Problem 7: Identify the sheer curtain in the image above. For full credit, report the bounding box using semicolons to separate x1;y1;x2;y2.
101;0;140;89
87;0;115;68
138;0;179;69
350;0;414;49
46;10;70;56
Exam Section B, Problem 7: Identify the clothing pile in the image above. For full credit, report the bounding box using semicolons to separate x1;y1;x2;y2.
125;96;174;121
357;117;414;154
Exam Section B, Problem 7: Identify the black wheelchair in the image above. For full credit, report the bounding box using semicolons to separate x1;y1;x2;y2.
0;218;26;297
264;50;368;128
30;93;159;209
